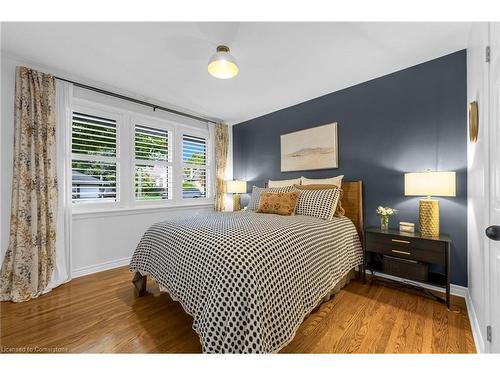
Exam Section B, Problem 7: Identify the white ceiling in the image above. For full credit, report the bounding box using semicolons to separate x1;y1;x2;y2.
1;22;471;124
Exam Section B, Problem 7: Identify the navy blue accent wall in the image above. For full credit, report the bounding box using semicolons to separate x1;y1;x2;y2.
232;50;468;286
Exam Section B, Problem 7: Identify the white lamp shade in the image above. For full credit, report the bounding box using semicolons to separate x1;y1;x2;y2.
226;180;246;194
208;49;239;79
404;171;456;197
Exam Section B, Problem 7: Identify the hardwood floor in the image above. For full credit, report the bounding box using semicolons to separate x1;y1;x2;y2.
0;266;475;353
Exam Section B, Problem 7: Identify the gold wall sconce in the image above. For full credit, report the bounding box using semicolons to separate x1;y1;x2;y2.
469;101;479;143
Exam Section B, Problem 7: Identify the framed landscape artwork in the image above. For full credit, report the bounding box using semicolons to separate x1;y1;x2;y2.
280;122;338;172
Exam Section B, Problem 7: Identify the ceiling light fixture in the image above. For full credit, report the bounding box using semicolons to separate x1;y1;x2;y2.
207;45;239;79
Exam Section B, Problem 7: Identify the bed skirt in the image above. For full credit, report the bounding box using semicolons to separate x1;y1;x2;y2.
320;268;357;303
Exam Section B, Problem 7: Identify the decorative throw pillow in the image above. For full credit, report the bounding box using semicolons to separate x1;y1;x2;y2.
267;178;301;188
293;184;345;217
247;185;294;211
293;187;341;220
256;191;300;216
301;175;344;187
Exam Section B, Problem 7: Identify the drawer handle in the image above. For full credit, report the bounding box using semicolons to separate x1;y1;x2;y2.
392;239;410;244
391;249;411;255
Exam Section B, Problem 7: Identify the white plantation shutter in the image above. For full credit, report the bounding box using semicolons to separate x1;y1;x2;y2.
71;112;118;203
182;134;208;199
72;113;117;156
70;101;213;209
134;125;172;201
135;125;169;162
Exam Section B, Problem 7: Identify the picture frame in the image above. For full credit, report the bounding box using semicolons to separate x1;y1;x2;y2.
280;122;338;172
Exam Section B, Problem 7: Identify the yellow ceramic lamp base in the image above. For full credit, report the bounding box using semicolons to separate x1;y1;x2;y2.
419;198;439;237
233;194;241;211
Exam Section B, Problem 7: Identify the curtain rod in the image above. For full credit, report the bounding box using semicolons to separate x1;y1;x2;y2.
54;76;218;124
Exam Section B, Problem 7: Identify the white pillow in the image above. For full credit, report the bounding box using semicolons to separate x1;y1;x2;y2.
268;178;301;188
301;175;344;187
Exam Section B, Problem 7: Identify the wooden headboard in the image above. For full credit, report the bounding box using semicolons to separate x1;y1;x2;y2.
340;181;364;241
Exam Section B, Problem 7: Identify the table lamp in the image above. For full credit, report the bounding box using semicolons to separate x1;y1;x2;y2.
404;170;456;237
226;180;247;211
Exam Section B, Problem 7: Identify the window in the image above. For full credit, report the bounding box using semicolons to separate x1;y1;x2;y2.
182;134;208;199
71;112;118;203
134;125;172;201
71;100;212;212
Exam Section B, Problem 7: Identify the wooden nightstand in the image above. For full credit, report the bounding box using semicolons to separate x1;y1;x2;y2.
364;227;451;308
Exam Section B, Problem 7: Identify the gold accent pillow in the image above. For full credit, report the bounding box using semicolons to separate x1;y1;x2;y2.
256;191;300;216
293;184;345;217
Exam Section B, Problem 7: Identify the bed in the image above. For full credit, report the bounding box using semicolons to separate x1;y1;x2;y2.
129;181;364;353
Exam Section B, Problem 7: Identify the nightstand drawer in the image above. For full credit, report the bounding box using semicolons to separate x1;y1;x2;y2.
383;255;428;282
365;232;446;265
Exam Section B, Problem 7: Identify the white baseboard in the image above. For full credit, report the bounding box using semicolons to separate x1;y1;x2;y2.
366;270;467;297
464;291;485;353
72;256;131;278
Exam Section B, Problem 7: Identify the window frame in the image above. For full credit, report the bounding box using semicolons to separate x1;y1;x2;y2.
131;115;174;206
71;103;123;213
181;130;210;201
71;98;213;214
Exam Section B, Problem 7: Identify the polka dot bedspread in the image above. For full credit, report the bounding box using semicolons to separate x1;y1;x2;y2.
129;211;363;353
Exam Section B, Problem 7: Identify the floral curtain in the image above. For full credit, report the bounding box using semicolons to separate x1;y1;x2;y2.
0;66;58;302
214;123;229;211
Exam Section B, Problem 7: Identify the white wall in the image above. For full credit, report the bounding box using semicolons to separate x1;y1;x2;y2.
0;53;232;276
466;22;490;353
71;205;212;276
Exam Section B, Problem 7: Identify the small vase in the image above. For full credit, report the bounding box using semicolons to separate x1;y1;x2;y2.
380;215;389;231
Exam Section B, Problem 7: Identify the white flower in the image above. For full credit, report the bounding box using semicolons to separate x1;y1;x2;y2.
376;206;397;217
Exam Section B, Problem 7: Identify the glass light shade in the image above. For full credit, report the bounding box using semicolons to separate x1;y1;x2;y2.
208;48;239;79
404;171;456;197
226;180;246;194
